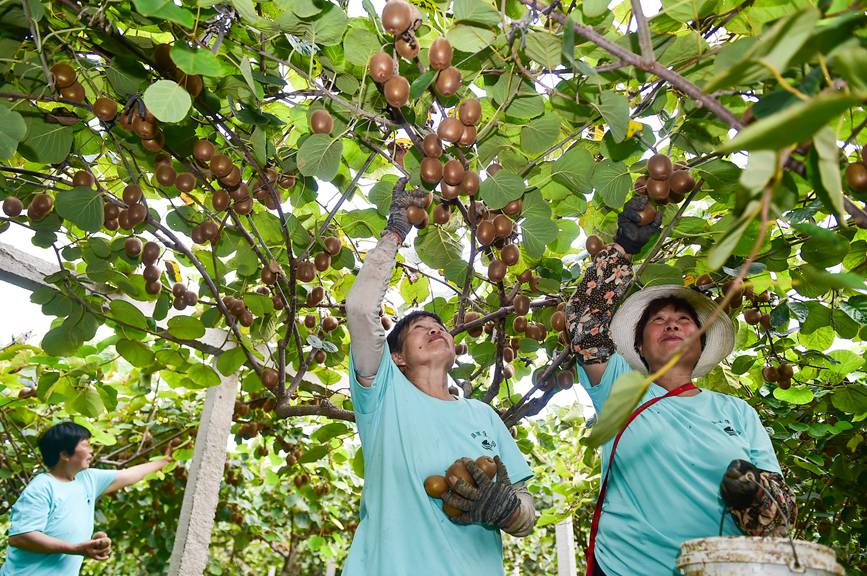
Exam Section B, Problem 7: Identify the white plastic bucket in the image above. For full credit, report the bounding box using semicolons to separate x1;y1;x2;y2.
677;537;845;575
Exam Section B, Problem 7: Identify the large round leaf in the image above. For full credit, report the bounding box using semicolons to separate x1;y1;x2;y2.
143;80;192;123
297;134;343;181
0;103;27;160
55;186;104;233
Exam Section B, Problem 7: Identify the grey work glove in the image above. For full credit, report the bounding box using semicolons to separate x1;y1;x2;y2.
720;459;762;509
614;195;662;254
384;176;428;242
441;456;520;529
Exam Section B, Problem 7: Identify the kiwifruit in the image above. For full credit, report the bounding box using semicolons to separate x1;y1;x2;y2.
513;294;530;316
503;347;515;363
420;157;443;184
458;99;481;126
141;132;164;152
502;198;522;217
551;310;566;332
476;220;495;245
233;197;253;216
307;286;324;306
744;308;762;325
128;203;148;225
193;140;215;163
153;44;175;74
501;243;519;266
171;282;186;298
443;503;463;517
210;154;234;179
145;280;162;295
314;251;331;272
261;368;279;390
239;310;254;327
297;260;316;282
72;171;94;188
586;235;604;256
314;350;327;364
175;172;196;193
124;237;142;258
488;259;507;282
173;295;187;311
437;117;464;143
647;154;672;180
143;265;161;283
261;267;277;285
104;204;120;220
28;194;53;220
434;67;461;97
369;52;395;84
845;163;867;192
762;366;778;383
433;203;451;225
304;314;317;329
778;363;794;378
178;73;203;98
460;171;480;195
395;35;419;60
190;224;206;244
93;98;117;122
141;242;160;266
229;184;250;202
133;115;157;140
117;210;132;230
61;82;85;103
156;164;177;187
310;110;333;134
669;170;694;196
212;190;230;212
322;316;339;332
3;196;23;217
279;174;296;189
407;204;426;226
634;175;648;194
424;475;448;498
517;269;532;284
493;214;513;238
422;133;442;158
428;38;453;70
220;166;242;189
200;220;219;242
646;178;670;202
475;456;496;479
459;125;477;146
273;294;285;310
637;203;657;226
442;159;465;186
381;0;412;35
384;75;410;108
441;181;460;200
321;236;340;256
557;370;574;390
486;163;502;177
446;459;475;487
51;63;76;88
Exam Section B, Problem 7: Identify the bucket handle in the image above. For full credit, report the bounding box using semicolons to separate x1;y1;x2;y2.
788;558;807;574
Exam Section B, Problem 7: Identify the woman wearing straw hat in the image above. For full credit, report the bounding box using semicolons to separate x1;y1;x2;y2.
566;196;797;576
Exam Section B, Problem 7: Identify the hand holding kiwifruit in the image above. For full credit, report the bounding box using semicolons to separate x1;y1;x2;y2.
614;195;662;255
384;176;431;241
441;456;519;527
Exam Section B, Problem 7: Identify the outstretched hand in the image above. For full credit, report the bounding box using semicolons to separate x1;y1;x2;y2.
78;532;111;560
614;195;662;255
441;456;520;529
385;176;430;242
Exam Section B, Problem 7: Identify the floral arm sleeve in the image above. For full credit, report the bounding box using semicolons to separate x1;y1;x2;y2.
722;460;798;537
564;245;634;365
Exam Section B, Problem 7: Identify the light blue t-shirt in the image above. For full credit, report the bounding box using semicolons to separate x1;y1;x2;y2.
579;354;781;576
343;347;534;576
1;468;116;576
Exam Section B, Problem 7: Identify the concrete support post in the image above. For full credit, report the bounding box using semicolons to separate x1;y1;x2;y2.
555;492;578;576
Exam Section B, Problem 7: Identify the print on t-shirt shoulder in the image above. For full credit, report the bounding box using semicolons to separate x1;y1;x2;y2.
712;418;741;437
470;430;497;451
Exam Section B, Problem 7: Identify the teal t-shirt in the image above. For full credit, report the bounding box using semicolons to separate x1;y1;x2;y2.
343;347;534;576
578;354;781;576
1;468;116;576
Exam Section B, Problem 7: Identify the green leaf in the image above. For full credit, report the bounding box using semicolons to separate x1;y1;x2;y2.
68;388;105;418
591;159;631;209
55;187;104;233
587;371;650;447
352;447;364;478
454;0;501;27
479;171;525;210
312;422;350;443
797;224;849;268
773;385;814;405
216;347;247;376
238;57;258;97
297;134;343;181
167;316;206;340
185;363;221;389
109;300;148;331
831;385;867;414
663;0;716;23
594;91;629;143
829;46;867;93
552;147;594;193
521;216;558;259
142;80;192;123
520;113;560;157
19;117;73;164
116;339;155;367
446;24;497;53
0;103;27;160
344;27;380;66
524;31;561;69
132;0;194;28
415;226;462;270
717;92;862;153
299;445;329;464
170;44;227;77
400;275;430;305
812;126;845;223
707;200;760;270
275;3;347;45
410;70;436;100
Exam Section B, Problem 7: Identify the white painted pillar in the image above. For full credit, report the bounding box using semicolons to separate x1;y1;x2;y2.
555;491;578;576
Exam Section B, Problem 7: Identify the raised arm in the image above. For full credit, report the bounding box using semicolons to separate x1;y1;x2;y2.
104;457;170;495
345;177;428;386
566;196;660;385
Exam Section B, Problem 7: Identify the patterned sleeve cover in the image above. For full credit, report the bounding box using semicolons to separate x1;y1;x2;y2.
731;469;798;537
565;245;634;365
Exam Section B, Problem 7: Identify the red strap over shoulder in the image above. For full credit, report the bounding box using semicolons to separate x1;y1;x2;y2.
584;383;697;576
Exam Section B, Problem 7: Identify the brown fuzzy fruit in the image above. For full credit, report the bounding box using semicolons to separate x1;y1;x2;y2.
422;134;442;158
634;175;648;194
145;280;162;295
420;157;443;184
61;82;85;103
435;67;461;97
424;475;448;498
759;313;772;330
261;368;279;390
172;282;186;298
213;190;230;212
307;286;324;306
381;0;413;35
156;165;176;187
314;251;331;272
369;52;395;84
459;99;482;126
493;214;513;238
143;265;161;283
433;203;451;225
395;35;419;60
513;294;530;316
384;75;410;108
476;220;495;246
551;310;566;332
744;308;762;325
637;203;657;226
310;110;333;134
460;171;480;196
428;38;453;70
777;363;794;379
777;377;791;390
124;237;142;258
314;350;327;364
503;198;522;216
304;314;317;329
488;259;507;283
586;235;604;256
51;63;76;88
459;125;477;146
28;194;54;220
297;260;316;282
437;117;464;144
123;184;143;205
443;159;465;186
647;178;670;203
72;171;94;188
210;154;233;179
557;370;574;390
762;366;778;383
441;181;460;200
132;115;157;140
175;172;196;193
3;196;24;217
104;203;120;220
669;170;695;196
128;203;148;225
486;163;502;177
407;204;427;226
446;459;476;487
845;163;867;192
501;243;519;266
93;98;117;122
322;316;339;332
647;154;672;180
475;456;497;479
193;140;215;163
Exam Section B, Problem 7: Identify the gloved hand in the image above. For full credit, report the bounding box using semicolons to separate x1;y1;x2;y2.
384;176;429;242
614;195;662;254
720;459;763;509
441;456;520;529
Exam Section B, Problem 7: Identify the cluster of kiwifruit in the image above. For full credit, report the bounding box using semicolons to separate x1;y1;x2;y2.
634;153;696;208
293;236;342;285
368;1;423;107
222;295;255;327
761;362;794;389
115;103;167;153
3;194;54;222
236;420;260;439
845;151;867;197
424;456;497;517
153;44;204;99
532;363;576;393
154;154;198;194
171;282;199;311
192;139;254;216
51;63;85;103
108;183;148;231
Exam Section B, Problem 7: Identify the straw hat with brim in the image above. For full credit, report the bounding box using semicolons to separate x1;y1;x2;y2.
610;284;735;378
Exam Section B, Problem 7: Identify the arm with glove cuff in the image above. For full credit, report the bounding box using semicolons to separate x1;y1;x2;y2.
721;459;797;537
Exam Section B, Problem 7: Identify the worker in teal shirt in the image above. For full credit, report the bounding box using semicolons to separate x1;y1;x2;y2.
2;422;172;575
342;178;536;575
565;196;797;576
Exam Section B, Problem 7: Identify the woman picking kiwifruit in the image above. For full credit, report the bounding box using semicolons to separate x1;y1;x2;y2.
342;178;536;576
566;195;797;575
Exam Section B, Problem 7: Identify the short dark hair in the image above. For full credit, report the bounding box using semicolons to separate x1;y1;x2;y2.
38;422;91;467
386;310;446;354
634;296;706;368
